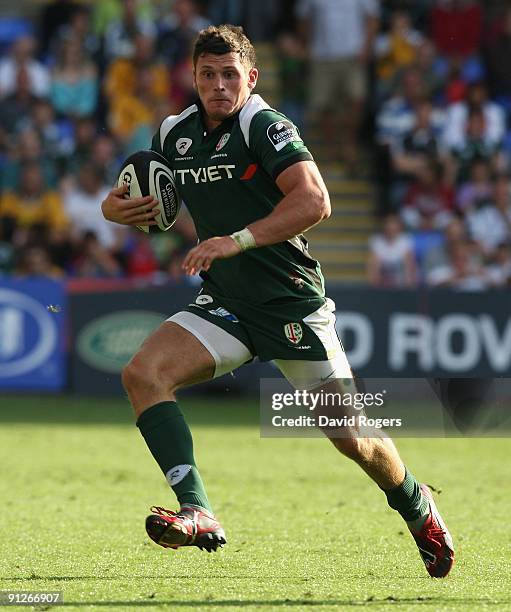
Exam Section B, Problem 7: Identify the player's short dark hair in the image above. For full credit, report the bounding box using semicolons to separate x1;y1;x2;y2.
193;25;256;70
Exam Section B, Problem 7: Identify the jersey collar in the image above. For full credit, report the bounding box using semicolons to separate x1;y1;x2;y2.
196;98;239;138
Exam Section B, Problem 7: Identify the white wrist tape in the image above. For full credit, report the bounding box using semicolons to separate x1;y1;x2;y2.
230;227;257;251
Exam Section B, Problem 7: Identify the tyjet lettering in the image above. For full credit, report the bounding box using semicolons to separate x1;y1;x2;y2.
175;165;236;185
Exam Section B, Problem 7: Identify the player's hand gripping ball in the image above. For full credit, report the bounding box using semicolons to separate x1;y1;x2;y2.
117;150;180;233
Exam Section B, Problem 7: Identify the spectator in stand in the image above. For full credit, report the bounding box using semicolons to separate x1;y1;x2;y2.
0;161;67;233
207;0;244;27
426;240;489;290
377;67;437;151
244;0;278;42
296;0;380;172
28;98;74;169
0;36;50;99
455;157;493;214
374;10;423;101
107;65;170;155
442;81;505;153
14;244;64;279
486;241;511;287
1;128;58;190
54;5;101;65
390;98;445;206
0;216;15;275
158;0;210;68
0;66;39;145
50;36;98;118
401;158;454;230
90;133;121;186
103;0;156;61
367;214;417;287
447;106;506;183
376;66;432;214
105;36;172;136
63;115;98;177
70;230;122;278
466;174;511;257
158;0;210;111
104;34;170;112
63;161;125;251
415;38;449;103
123;232;159;280
486;5;511;122
276;31;308;131
423;217;470;275
38;0;79;60
430;0;483;60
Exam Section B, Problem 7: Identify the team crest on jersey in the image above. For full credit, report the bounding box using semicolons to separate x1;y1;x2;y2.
284;322;303;344
216;133;230;151
176;137;193;155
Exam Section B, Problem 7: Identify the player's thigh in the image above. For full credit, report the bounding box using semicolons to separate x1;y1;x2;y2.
274;298;353;390
126;319;215;391
166;310;253;380
128;311;253;390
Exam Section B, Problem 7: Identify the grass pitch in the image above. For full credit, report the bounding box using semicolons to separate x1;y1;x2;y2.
0;395;509;611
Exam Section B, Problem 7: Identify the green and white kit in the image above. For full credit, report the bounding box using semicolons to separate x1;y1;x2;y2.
151;94;352;385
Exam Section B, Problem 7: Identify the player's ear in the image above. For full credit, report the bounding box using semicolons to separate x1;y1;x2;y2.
248;67;258;91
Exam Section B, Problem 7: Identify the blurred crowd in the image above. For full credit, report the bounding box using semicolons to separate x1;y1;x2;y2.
363;0;511;290
0;0;510;290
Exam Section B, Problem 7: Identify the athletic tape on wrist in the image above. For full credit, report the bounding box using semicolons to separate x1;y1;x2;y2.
230;227;257;251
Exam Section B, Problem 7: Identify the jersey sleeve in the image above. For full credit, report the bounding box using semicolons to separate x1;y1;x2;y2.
248;110;314;180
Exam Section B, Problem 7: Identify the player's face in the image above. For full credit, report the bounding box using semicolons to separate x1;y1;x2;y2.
194;52;258;127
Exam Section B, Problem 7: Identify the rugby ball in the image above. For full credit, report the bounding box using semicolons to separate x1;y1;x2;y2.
117;149;180;233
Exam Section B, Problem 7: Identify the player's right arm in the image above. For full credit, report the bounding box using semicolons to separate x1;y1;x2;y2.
101;183;160;227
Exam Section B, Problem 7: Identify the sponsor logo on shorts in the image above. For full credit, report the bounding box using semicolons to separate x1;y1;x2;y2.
176;137;193;155
195;294;214;305
267;120;300;151
209;307;239;322
284;322;303;344
216;133;230;151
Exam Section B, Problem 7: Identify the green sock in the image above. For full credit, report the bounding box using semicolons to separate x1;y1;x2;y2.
136;401;213;513
383;468;429;526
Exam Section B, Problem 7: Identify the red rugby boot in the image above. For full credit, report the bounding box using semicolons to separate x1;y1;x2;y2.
409;484;455;578
145;505;226;552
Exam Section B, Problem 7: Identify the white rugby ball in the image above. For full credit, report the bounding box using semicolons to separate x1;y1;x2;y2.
117;149;180;233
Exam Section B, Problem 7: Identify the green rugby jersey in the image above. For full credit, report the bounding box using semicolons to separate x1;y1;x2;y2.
151;94;325;308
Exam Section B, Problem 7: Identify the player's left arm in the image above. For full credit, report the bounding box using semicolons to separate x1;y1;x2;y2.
182;161;330;275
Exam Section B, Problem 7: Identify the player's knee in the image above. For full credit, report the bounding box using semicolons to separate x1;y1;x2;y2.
122;357;148;395
122;354;170;396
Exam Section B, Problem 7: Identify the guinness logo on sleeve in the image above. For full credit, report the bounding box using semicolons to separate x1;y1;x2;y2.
267;120;300;152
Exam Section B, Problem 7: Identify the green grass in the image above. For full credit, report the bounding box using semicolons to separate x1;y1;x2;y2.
0;396;509;611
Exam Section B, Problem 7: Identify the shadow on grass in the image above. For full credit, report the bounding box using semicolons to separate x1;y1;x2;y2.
51;597;511;607
0;395;259;427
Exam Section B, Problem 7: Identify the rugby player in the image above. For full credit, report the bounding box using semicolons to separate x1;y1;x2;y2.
101;25;454;577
